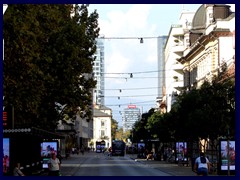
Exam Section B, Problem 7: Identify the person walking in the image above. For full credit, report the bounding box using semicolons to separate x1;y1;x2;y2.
80;146;85;155
194;152;210;176
57;151;63;164
108;147;112;157
48;153;61;176
13;162;25;176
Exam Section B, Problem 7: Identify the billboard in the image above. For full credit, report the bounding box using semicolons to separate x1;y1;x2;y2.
96;141;105;153
40;141;58;168
137;142;145;153
220;140;235;172
3;138;10;174
175;142;187;161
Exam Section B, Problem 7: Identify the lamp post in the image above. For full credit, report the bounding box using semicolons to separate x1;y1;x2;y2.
147;130;151;150
131;128;135;157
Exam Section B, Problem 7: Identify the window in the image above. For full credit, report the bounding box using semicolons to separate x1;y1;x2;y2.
101;121;105;127
101;130;105;137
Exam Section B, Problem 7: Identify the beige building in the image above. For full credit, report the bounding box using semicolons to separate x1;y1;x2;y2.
178;4;235;89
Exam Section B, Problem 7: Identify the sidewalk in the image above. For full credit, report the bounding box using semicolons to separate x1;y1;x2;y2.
127;154;196;176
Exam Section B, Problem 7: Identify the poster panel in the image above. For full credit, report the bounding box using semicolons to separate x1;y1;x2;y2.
3;138;10;174
40;141;58;168
176;142;187;161
220;140;235;171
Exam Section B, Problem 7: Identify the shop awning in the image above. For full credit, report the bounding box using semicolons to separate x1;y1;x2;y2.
3;127;65;139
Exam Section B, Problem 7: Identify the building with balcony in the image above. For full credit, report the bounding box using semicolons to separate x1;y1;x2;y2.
164;10;196;112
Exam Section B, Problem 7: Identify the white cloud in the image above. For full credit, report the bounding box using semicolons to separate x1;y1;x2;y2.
99;4;155;36
106;50;130;74
126;4;152;30
98;4;159;76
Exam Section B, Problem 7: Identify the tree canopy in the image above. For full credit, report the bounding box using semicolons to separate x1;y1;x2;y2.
132;75;235;143
4;4;100;130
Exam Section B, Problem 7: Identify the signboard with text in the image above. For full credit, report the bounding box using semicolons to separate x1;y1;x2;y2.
128;105;136;109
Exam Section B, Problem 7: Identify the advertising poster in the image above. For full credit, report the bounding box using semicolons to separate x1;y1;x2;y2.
137;143;145;152
220;140;235;171
41;141;58;168
176;142;187;161
3;138;10;174
41;141;58;157
96;141;103;153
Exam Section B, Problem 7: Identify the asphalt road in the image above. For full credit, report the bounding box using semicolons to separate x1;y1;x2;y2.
59;152;197;176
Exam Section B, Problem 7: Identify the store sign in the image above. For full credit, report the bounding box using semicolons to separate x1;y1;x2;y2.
3;111;7;127
128;105;136;109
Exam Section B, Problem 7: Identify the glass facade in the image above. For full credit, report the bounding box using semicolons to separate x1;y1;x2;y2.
122;106;141;132
93;39;105;105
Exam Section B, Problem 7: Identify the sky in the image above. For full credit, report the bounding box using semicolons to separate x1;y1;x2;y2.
87;4;235;127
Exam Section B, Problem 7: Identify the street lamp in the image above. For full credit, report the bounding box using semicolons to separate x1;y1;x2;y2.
131;129;134;144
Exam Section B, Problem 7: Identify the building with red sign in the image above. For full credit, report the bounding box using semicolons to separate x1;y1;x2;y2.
122;105;141;132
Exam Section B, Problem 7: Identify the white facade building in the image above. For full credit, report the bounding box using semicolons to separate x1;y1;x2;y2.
164;10;196;112
92;105;112;150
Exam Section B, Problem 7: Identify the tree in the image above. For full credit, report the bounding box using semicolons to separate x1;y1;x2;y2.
146;112;173;142
171;76;235;142
3;4;100;130
115;128;124;141
111;118;118;140
143;74;235;146
132;108;155;142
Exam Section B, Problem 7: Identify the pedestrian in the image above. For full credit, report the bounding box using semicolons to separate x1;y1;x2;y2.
72;147;75;154
194;152;210;176
76;147;80;155
48;153;61;176
80;146;85;155
57;151;62;164
108;147;112;157
13;162;25;176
